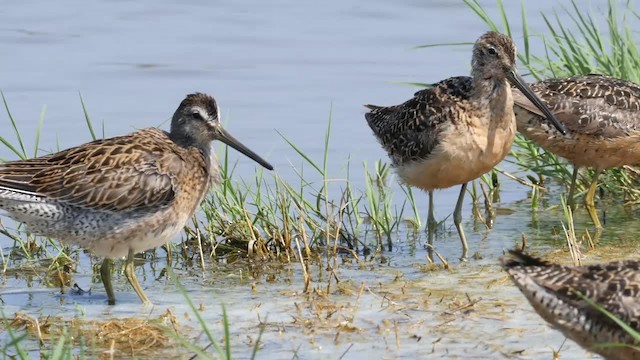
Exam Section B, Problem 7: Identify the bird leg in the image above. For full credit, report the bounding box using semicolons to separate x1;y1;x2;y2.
584;168;603;229
567;166;580;211
454;183;469;261
427;190;437;232
124;249;151;305
100;258;116;305
426;190;436;262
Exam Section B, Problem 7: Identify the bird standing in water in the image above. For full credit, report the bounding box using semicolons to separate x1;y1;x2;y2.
0;93;273;305
365;31;566;260
513;74;640;231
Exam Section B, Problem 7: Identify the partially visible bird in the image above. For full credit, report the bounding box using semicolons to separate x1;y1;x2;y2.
513;74;640;229
501;250;640;360
365;31;565;259
0;93;273;305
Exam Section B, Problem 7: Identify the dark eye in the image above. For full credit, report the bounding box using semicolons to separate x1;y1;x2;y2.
487;47;498;56
191;111;202;119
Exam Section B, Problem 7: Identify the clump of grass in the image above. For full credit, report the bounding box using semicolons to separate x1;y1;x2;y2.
1;264;261;360
465;0;640;80
363;160;403;251
3;310;182;359
190;111;421;266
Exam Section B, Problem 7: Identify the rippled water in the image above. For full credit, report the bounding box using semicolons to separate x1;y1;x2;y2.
0;1;638;358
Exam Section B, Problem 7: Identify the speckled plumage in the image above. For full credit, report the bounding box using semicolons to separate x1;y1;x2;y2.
0;93;273;304
501;251;640;360
513;74;640;229
364;32;564;259
514;74;640;168
0;127;211;257
365;32;519;178
365;76;473;167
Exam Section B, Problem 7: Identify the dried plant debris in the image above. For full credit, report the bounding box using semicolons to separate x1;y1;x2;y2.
5;309;183;358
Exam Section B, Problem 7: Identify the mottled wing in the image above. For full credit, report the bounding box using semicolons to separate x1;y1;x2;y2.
502;251;640;331
0;128;182;212
365;76;473;165
581;261;640;330
513;74;640;137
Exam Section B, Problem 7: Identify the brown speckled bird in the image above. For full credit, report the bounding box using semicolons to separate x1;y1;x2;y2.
513;74;640;229
365;31;566;260
0;93;273;305
501;250;640;360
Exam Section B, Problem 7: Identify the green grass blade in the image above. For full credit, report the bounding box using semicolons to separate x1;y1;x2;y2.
413;42;473;49
496;0;512;36
323;104;332;176
276;130;323;175
574;291;640;343
171;269;226;358
33;104;46;158
1;91;27;159
521;0;530;63
223;304;232;360
78;93;97;141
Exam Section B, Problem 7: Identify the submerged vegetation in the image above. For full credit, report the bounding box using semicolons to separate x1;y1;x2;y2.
1;0;640;358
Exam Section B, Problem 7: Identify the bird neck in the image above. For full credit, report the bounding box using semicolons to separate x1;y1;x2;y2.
470;72;510;109
169;132;213;166
169;126;211;150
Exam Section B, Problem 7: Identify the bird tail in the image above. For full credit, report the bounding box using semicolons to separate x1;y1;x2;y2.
500;249;551;269
363;104;382;111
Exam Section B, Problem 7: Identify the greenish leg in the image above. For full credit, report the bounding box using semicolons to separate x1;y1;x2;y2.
124;249;151;305
100;258;116;305
584;168;603;230
567;166;579;211
454;183;469;261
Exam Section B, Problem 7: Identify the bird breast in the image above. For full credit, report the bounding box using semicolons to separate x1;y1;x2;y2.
397;99;516;190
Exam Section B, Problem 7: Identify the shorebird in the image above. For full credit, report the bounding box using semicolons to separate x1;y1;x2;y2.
513;74;640;229
501;250;640;360
0;93;273;305
365;31;566;260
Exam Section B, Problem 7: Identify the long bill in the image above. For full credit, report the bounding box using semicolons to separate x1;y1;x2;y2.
506;70;567;135
217;128;274;170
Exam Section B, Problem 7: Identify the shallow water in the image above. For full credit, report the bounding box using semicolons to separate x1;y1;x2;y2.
1;0;639;358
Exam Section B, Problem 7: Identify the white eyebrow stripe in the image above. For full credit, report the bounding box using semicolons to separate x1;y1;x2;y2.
190;106;210;120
